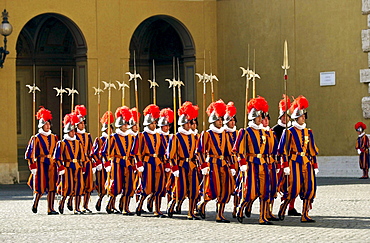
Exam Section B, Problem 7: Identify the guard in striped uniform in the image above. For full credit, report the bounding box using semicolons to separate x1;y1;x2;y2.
131;104;167;217
223;102;239;218
272;95;301;217
196;100;234;223
355;122;369;179
53;113;86;214
147;108;174;213
234;96;273;225
261;112;279;221
102;106;135;215
91;111;114;211
25;107;59;215
74;105;94;213
167;102;200;220
277;95;319;223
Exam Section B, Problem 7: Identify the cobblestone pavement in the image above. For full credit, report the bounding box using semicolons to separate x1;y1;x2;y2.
0;178;370;242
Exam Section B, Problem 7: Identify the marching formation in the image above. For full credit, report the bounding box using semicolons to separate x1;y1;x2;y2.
25;95;319;224
25;42;319;225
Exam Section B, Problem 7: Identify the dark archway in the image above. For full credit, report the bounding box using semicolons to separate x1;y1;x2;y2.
16;13;87;182
129;15;196;111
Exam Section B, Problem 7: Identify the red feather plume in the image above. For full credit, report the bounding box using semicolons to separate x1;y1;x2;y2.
178;101;192;116
36;106;53;122
160;108;174;124
100;111;114;125
188;104;199;120
63;112;80;127
247;96;269;113
74;105;87;117
213;100;226;117
355;122;367;130
130;107;141;123
143;104;160;119
115;106;132;121
226;102;237;117
279;94;291;112
290;95;309;114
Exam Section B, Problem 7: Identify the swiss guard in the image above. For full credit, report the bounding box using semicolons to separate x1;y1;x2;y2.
167;102;200;220
197;100;234;223
25;107;59;215
91;111;114;211
355;122;369;179
277;95;319;223
74;105;94;213
53;112;86;214
233;96;272;225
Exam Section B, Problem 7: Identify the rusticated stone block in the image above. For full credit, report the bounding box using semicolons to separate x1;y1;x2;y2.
362;96;370;118
360;69;370;83
362;29;370;52
363;0;370;14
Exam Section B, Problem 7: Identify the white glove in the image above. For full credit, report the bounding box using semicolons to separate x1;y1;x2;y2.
283;167;290;175
137;166;144;173
105;165;112;173
96;163;103;171
230;169;236;176
173;170;179;177
357;149;362;155
201;167;209;175
31;169;37;175
165;168;171;173
58;169;65;176
92;167;97;174
314;168;319;175
276;169;280;174
240;165;247;172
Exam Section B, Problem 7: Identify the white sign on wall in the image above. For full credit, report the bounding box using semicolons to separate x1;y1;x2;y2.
320;71;335;86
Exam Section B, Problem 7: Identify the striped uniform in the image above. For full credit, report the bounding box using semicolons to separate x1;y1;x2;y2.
53;138;86;197
76;132;94;194
25;133;58;213
197;129;234;221
233;127;271;223
277;126;319;222
225;128;239;217
356;134;369;170
91;136;108;197
131;131;166;215
167;131;199;218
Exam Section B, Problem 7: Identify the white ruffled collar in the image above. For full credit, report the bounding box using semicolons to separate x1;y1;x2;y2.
191;129;198;135
128;129;139;136
248;121;263;130
209;124;225;133
102;132;108;138
223;125;236;133
359;132;365;138
76;128;86;134
64;134;76;141
262;126;270;131
144;126;157;135
38;128;52;137
115;128;131;137
292;121;306;130
156;128;170;136
278;119;291;128
179;126;193;135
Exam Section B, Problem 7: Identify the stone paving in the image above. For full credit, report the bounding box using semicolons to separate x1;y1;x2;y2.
0;178;370;242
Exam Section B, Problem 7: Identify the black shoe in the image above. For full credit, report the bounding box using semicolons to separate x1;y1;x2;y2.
216;218;230;223
267;216;280;221
301;218;316;223
259;221;273;225
122;211;135;216
113;208;121;214
136;208;142;216
32;206;37;214
155;214;167;218
95;202;101;212
83;208;92;214
106;206;113;214
232;213;236;218
147;203;153;213
167;210;174;218
278;211;285;221
174;208;181;214
188;216;201;220
236;216;244;223
58;205;64;214
288;208;301;216
48;210;59;215
67;205;73;211
74;210;84;215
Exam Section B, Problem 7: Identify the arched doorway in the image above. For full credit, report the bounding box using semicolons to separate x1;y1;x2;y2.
129;15;196;111
16;13;87;182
